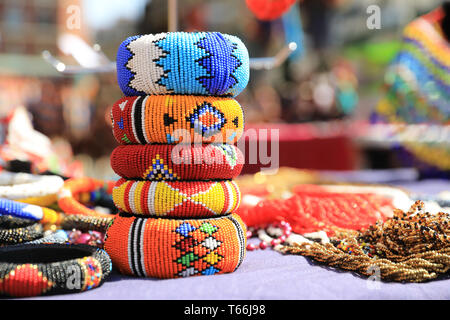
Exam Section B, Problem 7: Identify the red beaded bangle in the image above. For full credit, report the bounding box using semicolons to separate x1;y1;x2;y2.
104;213;247;278
110;95;244;145
113;178;241;218
110;144;244;181
58;178;115;218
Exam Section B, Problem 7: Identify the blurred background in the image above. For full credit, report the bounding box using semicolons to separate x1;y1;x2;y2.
0;0;448;180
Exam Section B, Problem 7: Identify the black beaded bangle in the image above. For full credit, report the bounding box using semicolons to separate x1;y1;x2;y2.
0;244;112;297
0;215;36;229
61;214;114;233
0;223;43;245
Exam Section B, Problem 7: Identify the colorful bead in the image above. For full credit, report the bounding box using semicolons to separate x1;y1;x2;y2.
0;172;63;200
0;197;60;222
116;32;249;97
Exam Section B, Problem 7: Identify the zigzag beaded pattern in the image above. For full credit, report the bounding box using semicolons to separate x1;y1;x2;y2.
116;32;249;97
104;214;247;278
112;178;241;218
110;95;244;145
110;144;244;181
377;9;450;123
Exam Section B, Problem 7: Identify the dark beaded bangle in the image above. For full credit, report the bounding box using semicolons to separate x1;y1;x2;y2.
0;244;112;297
0;215;36;229
0;222;43;245
61;214;113;233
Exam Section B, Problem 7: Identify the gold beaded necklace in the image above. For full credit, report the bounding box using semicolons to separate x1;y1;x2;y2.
276;201;450;282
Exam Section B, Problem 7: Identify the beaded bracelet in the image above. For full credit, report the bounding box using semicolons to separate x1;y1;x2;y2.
24;230;69;245
0;215;36;228
0;197;60;222
113;178;241;218
58;178;116;218
0;222;43;245
104;213;246;278
16;194;57;207
0;244;112;297
61;214;113;233
111;144;244;181
111;95;244;145
117;32;249;97
0;172;64;201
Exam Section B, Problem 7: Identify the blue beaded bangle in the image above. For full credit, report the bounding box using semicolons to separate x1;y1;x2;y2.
0;198;46;221
117;32;250;97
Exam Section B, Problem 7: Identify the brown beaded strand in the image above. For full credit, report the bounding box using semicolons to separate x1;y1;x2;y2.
276;201;450;283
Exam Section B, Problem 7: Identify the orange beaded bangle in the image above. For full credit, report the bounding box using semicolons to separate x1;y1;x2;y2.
112;178;241;218
104;213;247;278
58;178;116;218
110;95;244;145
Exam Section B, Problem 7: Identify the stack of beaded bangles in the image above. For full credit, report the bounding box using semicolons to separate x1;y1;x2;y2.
111;144;244;181
110;95;244;145
104;213;246;278
58;178;115;218
0;244;112;297
0;172;64;207
116;32;249;97
112;178;241;217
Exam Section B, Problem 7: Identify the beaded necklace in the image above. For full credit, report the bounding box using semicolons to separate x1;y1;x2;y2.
276;201;450;282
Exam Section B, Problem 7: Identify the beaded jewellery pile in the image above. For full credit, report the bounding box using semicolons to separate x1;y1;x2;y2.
0;172;116;297
105;32;250;279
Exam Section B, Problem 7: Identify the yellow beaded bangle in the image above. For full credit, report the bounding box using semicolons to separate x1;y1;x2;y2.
16;194;57;207
112;178;241;218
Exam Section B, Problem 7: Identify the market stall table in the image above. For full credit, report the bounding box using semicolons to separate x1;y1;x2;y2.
24;176;450;300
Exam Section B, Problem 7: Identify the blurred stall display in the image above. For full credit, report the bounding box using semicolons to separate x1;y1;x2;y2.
358;123;449;176
236;167;320;198
241;120;359;174
373;6;450;176
0;106;83;177
281;2;304;61
246;0;297;21
65;229;105;248
236;168;447;241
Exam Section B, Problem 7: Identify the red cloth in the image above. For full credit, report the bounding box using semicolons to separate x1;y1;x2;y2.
240;123;357;174
246;0;297;21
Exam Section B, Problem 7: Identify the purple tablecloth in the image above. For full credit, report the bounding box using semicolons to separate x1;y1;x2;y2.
27;175;450;300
